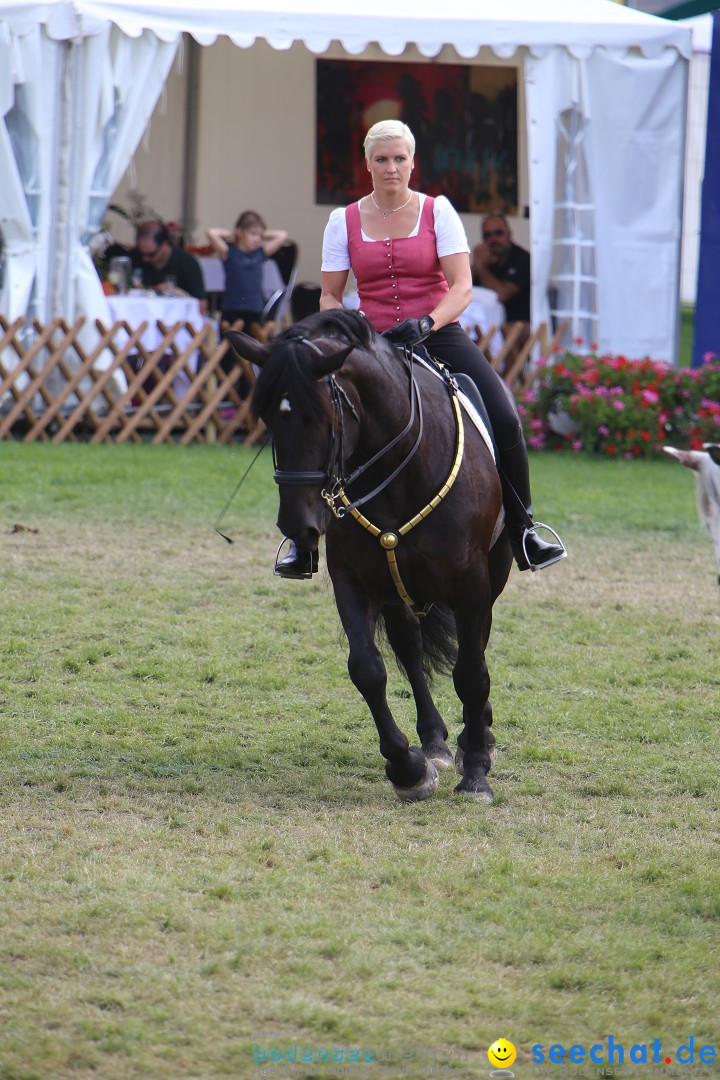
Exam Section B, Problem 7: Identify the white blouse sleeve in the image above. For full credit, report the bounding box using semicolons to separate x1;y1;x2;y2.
433;195;470;258
321;207;351;272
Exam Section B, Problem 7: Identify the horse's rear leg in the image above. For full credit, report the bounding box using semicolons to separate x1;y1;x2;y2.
333;579;438;802
382;605;452;769
452;596;496;802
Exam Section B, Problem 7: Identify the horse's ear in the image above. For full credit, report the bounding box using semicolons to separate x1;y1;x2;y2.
312;341;353;377
225;330;270;368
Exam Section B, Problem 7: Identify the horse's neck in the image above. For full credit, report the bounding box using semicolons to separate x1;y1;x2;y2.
350;353;414;443
345;352;441;479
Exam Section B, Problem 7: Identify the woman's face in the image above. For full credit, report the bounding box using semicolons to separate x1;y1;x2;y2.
366;138;414;194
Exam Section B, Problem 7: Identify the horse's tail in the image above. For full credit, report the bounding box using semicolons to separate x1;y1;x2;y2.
379;604;458;681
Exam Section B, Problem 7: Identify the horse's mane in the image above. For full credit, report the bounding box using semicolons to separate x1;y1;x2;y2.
252;310;378;422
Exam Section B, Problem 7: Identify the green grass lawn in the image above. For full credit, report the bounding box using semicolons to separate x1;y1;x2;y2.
0;444;718;1079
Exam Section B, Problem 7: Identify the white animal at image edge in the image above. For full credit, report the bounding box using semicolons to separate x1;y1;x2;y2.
664;443;720;584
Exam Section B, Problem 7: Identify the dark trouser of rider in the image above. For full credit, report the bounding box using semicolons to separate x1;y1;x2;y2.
421;322;566;572
276;320;566;578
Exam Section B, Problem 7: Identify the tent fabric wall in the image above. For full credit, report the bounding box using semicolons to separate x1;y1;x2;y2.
587;48;688;360
0;8;175;367
67;26;177;353
76;0;693;57
527;45;687;359
526;48;581;347
0;0;693;363
0;20;59;326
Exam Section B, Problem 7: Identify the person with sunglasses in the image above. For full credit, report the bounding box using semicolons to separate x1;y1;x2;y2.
471;214;530;324
131;222;207;315
276;119;566;580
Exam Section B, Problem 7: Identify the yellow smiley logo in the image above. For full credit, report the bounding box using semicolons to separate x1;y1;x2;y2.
488;1039;517;1068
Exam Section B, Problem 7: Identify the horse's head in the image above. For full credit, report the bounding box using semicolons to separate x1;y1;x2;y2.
227;316;363;552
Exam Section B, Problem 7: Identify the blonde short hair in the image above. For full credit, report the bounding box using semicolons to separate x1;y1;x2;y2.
363;120;416;161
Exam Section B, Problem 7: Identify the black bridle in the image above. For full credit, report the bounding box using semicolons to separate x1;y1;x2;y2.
271;374;357;488
272;341;424;518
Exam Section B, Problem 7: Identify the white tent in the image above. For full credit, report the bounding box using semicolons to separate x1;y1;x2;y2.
0;0;692;361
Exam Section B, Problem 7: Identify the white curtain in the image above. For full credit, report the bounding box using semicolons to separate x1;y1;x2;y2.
525;48;578;347
585;48;687;362
0;22;59;329
550;105;600;349
65;26;178;342
0;17;177;392
525;46;687;362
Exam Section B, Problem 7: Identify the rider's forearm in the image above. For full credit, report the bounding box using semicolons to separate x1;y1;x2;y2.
428;283;473;331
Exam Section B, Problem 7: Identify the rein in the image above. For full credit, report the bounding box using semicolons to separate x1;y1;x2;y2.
321;353;423;517
271;338;465;613
337;380;465;613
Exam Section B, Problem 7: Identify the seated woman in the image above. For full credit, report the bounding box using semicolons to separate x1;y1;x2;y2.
277;119;566;580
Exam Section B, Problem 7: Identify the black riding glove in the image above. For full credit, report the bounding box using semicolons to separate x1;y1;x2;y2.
383;315;435;347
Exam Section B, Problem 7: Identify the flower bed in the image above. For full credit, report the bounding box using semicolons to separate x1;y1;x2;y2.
518;350;720;458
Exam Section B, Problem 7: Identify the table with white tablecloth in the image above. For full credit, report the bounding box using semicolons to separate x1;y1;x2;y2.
458;288;506;356
106;294;212;397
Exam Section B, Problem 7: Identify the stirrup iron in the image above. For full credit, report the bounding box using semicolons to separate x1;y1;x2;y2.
521;522;568;572
273;537;316;579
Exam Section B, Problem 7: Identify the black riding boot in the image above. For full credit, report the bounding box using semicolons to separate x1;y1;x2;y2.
275;539;319;579
498;438;567;572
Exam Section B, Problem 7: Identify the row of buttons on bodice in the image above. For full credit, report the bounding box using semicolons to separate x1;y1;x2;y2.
385;240;402;323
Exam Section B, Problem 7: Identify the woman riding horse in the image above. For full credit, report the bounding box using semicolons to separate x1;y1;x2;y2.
228;309;514;801
276;118;567;580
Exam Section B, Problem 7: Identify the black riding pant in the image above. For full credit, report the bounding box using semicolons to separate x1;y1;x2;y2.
424;321;532;523
425;323;521;449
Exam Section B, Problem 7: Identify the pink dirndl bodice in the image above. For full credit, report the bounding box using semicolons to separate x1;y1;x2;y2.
345;197;449;332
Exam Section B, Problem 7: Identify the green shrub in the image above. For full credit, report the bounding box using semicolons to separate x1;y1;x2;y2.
518;351;720;458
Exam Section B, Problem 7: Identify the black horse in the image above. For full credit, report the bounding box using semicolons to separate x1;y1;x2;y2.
228;311;512;802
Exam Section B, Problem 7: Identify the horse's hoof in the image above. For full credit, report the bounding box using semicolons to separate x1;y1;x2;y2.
455;742;497;776
393;759;439;802
454;777;494;802
423;741;453;770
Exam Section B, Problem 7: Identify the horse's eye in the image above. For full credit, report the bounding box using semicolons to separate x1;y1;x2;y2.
279;397;292;413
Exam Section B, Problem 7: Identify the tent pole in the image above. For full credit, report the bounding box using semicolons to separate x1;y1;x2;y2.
181;35;201;244
48;38;75;323
673;46;689;366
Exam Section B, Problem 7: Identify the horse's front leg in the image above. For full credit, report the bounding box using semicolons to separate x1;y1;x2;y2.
382;605;453;770
331;576;439;802
452;582;496;802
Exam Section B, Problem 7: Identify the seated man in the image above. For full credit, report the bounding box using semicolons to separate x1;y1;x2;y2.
131;222;207;315
471;214;530;325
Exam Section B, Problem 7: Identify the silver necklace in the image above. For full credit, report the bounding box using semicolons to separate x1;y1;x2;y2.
370;191;414;219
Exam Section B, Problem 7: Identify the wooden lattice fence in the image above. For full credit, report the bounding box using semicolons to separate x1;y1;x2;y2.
0;314;567;444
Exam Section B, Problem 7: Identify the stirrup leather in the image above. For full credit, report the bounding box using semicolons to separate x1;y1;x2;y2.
521;522;568;572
